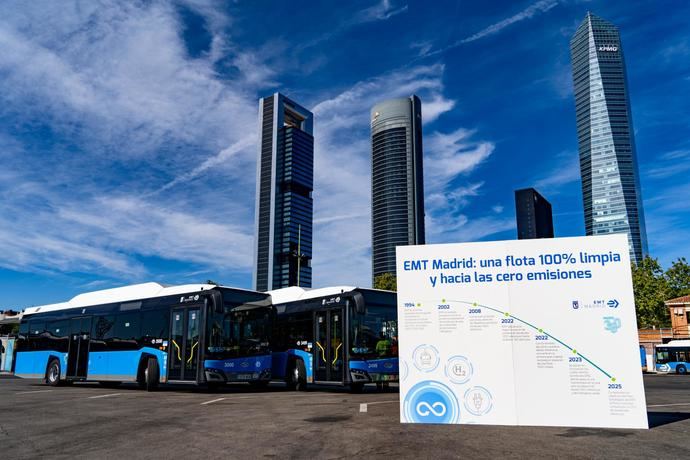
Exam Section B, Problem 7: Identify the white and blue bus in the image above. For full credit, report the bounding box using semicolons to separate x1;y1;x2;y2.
656;340;690;374
269;286;398;392
14;282;273;390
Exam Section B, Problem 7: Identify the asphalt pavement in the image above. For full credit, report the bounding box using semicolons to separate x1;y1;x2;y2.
1;374;689;459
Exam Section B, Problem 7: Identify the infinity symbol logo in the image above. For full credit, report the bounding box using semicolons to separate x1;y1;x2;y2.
416;401;447;417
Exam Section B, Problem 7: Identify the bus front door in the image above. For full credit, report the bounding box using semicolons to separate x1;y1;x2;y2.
314;309;344;383
168;306;201;381
67;316;92;379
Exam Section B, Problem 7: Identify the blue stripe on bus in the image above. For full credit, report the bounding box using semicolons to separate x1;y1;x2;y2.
349;357;398;373
656;361;689;373
89;347;167;380
15;347;167;381
15;350;67;378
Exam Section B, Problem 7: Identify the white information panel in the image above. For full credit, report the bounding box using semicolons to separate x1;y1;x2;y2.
396;235;647;429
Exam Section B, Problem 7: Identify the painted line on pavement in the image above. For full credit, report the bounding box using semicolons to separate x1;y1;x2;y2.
647;402;690;408
364;400;398;406
360;400;397;412
15;389;54;395
88;393;121;399
200;397;226;405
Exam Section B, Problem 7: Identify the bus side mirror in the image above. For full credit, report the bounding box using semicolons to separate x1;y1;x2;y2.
351;293;365;315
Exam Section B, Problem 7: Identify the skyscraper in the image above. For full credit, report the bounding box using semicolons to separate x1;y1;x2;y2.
515;188;554;240
570;12;647;263
254;93;314;291
371;96;425;283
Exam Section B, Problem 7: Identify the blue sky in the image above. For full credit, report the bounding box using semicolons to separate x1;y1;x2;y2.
0;0;688;309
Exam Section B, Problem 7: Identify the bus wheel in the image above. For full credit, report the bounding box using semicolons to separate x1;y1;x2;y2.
144;358;160;391
677;364;687;375
350;383;364;393
45;359;61;387
286;360;307;391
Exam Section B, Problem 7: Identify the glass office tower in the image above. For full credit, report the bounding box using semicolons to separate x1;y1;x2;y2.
371;96;426;283
254;93;314;291
570;12;647;264
515;188;554;240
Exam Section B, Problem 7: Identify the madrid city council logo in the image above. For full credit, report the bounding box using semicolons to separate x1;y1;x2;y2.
403;380;460;424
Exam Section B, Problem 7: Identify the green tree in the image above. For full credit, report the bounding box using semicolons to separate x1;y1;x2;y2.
631;256;670;327
665;257;690;299
205;279;220;286
374;273;397;291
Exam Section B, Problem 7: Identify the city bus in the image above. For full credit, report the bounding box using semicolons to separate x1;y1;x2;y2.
269;286;397;392
14;282;273;390
655;340;690;374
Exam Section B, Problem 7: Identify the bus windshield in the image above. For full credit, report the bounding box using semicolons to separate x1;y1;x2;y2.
350;304;398;360
656;348;670;364
207;303;272;359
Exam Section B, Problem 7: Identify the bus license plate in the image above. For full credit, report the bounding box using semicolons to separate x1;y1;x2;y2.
237;374;252;380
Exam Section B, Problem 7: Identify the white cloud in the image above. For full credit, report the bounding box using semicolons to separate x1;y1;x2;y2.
0;1;260;282
0;1;258;160
532;152;581;193
424;128;495;193
421;0;561;58
354;0;408;23
460;0;560;44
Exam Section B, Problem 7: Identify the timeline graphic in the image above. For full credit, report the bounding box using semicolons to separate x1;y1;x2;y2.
414;298;616;383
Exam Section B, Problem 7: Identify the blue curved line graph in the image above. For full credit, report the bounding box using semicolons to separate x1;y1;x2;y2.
446;299;615;381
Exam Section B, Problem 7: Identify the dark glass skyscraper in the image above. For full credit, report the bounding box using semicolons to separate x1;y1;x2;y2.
515;188;554;240
371;96;425;283
570;12;647;263
254;93;314;291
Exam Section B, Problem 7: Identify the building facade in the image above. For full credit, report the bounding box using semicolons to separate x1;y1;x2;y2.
515;188;554;239
371;96;425;283
254;93;314;291
570;12;647;264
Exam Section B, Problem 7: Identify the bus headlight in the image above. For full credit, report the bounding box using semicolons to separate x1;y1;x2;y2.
350;369;370;382
259;369;272;380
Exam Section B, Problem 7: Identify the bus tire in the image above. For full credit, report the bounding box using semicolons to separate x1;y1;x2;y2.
677;364;687;375
45;358;61;387
350;383;364;393
286;359;307;391
145;358;160;391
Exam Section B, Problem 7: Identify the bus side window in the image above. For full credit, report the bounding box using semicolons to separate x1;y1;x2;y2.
141;309;168;339
113;312;141;350
47;320;70;353
286;312;311;350
29;321;46;351
91;316;115;352
17;322;29;350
